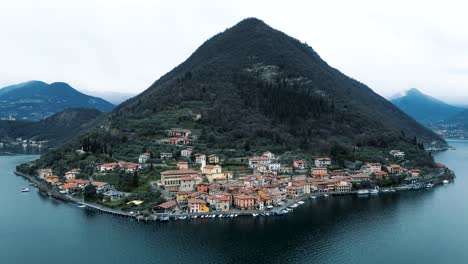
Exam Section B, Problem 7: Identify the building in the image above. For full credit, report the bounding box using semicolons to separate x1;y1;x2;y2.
362;163;381;174
234;195;256;210
139;153;151;164
262;151;275;160
64;168;80;180
181;148;193;158
160;169;199;191
177;161;189;170
410;169;422;177
293;160;307;170
390;150;405;159
286;185;303;198
188;199;209;213
93;182;112;192
168;128;191;138
387;164;402;175
154;200;178;213
311;167;328;178
45;175;60;185
194;153;206;164
179;176;195;192
37;168;53;179
335;180;352;193
268;163;281;171
118;161;141;173
208;154;220;164
315;157;331;168
160;152;173;159
99;162;118;173
248;157;271;168
349;174;371;183
215;196;231;212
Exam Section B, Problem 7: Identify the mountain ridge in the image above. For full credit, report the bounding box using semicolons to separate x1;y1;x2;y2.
0;81;114;120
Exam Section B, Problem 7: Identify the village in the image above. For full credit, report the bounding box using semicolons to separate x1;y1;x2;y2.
31;128;452;221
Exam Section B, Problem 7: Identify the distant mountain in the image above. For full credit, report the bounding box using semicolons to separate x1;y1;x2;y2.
28;18;444;174
390;88;464;124
78;89;136;105
0;81;114;120
0;108;105;147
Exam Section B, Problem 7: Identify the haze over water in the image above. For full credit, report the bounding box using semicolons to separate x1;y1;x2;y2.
1;140;466;264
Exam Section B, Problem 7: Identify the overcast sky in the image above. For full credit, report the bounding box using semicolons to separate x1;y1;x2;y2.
1;0;468;103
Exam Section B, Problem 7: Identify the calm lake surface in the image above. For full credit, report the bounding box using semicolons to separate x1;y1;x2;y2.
1;140;467;264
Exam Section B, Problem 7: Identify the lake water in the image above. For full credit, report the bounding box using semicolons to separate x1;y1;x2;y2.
1;140;467;264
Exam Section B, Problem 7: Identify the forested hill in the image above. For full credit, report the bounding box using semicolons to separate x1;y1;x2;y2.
29;18;444;172
0;81;114;120
0;108;105;146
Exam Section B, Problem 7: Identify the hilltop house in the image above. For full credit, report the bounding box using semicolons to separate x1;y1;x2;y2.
311;167;328;178
390;150;405;159
181;148;193;158
362;163;382;174
37;168;53;179
208;154;220;164
293;160;307;170
64;168;80;179
194;153;206;164
138;153;151;164
99;162;119;173
160;152;173;159
315;157;331;168
168;128;191;138
249;157;271;168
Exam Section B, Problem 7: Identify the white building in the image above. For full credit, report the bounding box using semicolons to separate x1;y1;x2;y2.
315;158;331;168
390;150;405;159
138;153;151;164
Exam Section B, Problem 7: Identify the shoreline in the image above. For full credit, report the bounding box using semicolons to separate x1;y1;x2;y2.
13;168;456;222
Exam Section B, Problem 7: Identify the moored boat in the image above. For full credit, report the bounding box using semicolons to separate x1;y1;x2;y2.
426;183;435;188
443;180;449;184
21;187;30;192
357;189;370;195
298;201;305;205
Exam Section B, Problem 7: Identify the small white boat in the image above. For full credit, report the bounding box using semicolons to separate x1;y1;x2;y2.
234;214;238;217
252;213;258;217
218;214;223;218
281;209;289;214
323;194;329;197
191;215;198;219
370;188;379;195
426;183;435;188
21;187;30;192
357;189;370;195
78;205;86;208
286;208;292;212
200;215;205;218
310;195;318;199
266;205;274;209
443;180;449;184
298;201;305;205
290;203;299;208
230;214;234;218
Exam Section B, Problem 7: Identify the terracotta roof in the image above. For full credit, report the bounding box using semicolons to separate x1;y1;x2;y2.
188;199;206;204
161;169;198;176
65;179;89;184
156;200;177;209
61;183;78;189
93;182;109;187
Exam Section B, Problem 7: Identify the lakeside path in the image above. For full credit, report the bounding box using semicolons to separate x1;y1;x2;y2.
13;168;454;222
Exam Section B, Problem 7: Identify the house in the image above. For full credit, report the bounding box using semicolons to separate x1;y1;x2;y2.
335;180;352;193
93;181;112;192
248;157;271;168
372;171;389;180
118;161;141;173
293;160;307;170
311;167;328;178
390;150;405;159
215;196;231;212
103;190;125;201
202;164;222;175
208;154;220;164
194;153;206;164
160;152;173;159
262;151;275;160
330;170;348;178
138;153;151;164
181;148;193;158
203;165;231;182
188;199;209;213
197;183;209;193
286;185;303;198
65;178;89;188
45;175;60;185
315;157;331;168
163;138;179;145
234;195;256;210
177;161;189;170
168;128;191;138
154;200;178;213
160;169;199;191
64;168;80;180
349;174;371;183
99;162;118;173
409;169;422;177
268;163;281;171
362;163;381;174
60;183;79;193
179;176;195;192
387;164;402;175
280;167;293;173
37;168;53;179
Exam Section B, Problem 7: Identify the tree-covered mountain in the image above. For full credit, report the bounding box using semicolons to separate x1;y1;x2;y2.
27;18;445;172
0;81;114;120
390;88;463;124
0;108;105;146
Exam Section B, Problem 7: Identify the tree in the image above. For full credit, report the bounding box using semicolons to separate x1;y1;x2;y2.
83;184;97;201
